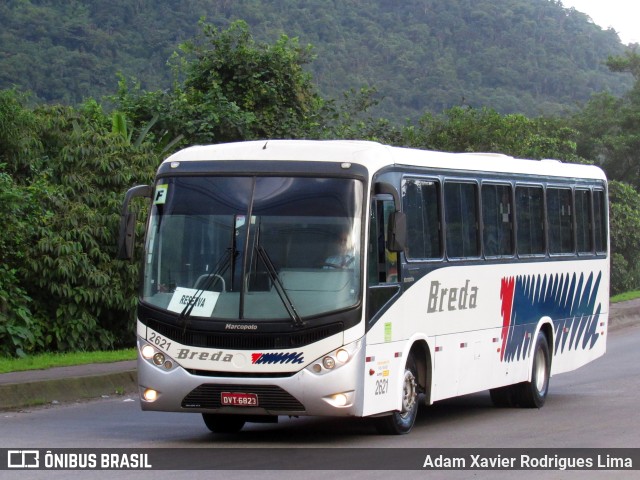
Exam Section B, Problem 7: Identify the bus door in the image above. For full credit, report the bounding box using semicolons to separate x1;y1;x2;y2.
362;194;405;417
367;196;401;323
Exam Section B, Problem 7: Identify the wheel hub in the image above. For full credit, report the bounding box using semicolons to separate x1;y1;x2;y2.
401;369;417;416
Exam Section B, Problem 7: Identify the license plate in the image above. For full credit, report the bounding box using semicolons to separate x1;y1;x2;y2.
221;392;259;407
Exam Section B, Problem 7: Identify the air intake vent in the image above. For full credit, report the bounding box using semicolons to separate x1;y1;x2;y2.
182;384;304;411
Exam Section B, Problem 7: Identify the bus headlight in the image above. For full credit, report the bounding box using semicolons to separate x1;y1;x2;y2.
322;356;336;370
141;344;155;360
307;339;362;375
138;339;177;371
335;348;350;363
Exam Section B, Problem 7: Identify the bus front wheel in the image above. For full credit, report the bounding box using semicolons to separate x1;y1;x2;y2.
374;355;419;435
202;413;246;433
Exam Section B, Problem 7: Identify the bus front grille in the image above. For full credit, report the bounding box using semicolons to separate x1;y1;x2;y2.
181;384;305;411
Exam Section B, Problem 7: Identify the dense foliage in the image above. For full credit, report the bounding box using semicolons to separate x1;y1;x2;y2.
1;20;640;357
0;93;158;356
571;50;640;294
114;20;325;145
0;0;632;120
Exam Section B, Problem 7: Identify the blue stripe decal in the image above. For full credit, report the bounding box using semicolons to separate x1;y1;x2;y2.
501;271;602;363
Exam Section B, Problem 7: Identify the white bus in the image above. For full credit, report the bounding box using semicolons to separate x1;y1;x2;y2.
119;140;609;435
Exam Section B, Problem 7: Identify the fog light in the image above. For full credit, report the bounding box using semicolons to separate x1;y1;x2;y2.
322;356;335;369
312;364;322;373
153;352;165;366
333;393;347;406
164;360;173;370
323;391;354;408
141;345;155;359
143;388;158;402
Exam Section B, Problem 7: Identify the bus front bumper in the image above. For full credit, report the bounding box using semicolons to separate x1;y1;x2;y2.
136;338;365;418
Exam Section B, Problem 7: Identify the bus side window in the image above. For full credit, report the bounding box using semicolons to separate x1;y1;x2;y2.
482;184;514;257
444;181;480;258
547;187;573;254
575;189;592;254
403;178;442;260
516;186;545;255
593;189;607;253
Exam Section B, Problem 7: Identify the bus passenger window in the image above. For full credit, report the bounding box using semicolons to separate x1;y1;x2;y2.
444;182;479;258
593;190;607;253
402;178;441;259
516;186;545;255
575;189;592;253
547;188;573;254
482;184;513;257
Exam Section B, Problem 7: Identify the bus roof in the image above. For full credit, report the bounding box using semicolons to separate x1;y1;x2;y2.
163;140;607;181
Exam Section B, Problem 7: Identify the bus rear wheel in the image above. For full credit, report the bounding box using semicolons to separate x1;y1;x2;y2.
374;355;419;435
202;413;246;433
490;331;550;408
517;331;551;408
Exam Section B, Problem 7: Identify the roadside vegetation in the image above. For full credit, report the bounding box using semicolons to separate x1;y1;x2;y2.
2;21;640;359
0;0;630;119
610;291;640;303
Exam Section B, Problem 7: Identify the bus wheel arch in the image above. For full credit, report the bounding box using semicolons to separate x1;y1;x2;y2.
373;341;430;435
537;321;554;373
491;324;553;409
410;340;432;405
517;328;552;408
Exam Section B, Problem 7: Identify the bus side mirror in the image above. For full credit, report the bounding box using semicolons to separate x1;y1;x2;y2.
117;211;138;260
387;211;406;252
117;185;152;260
374;181;406;252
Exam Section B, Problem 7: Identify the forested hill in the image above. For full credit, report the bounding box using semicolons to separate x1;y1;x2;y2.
0;0;633;120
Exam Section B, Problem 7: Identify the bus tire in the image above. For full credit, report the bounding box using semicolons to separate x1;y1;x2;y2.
202;413;246;433
516;331;551;408
374;354;419;435
489;385;515;407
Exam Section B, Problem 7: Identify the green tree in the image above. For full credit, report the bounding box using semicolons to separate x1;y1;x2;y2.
606;48;640;80
574;49;640;187
0;21;334;356
0;92;161;355
390;106;581;161
608;181;640;294
0;0;632;119
0;89;43;176
572;49;640;293
0;90;47;356
115;20;325;145
0;166;42;357
21;101;158;351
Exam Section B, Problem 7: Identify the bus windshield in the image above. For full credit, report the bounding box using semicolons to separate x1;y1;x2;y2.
142;175;363;321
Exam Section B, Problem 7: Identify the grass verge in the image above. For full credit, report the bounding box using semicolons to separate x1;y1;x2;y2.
611;290;640;303
0;348;136;374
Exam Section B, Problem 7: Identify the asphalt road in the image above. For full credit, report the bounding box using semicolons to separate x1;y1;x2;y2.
2;323;639;480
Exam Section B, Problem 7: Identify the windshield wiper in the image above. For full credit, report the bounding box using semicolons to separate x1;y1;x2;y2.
255;245;303;327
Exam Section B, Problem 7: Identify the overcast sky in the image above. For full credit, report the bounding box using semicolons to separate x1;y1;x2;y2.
559;0;639;44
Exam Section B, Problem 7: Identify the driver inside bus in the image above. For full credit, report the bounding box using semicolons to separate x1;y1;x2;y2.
324;229;354;269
